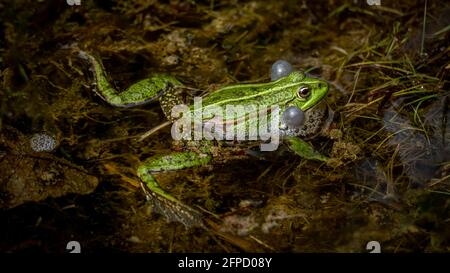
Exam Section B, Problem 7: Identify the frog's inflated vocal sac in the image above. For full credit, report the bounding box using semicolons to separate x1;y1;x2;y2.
79;51;329;227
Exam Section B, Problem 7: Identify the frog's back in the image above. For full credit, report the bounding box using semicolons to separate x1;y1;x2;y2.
201;72;305;109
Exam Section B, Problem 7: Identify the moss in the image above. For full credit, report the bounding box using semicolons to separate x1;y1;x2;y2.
0;0;449;252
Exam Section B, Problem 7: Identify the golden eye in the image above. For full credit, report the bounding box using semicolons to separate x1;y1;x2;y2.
297;86;310;98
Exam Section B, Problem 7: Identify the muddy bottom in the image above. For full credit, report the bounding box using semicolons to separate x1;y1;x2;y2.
0;0;449;252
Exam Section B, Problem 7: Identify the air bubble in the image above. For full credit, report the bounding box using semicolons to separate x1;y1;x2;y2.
271;60;293;81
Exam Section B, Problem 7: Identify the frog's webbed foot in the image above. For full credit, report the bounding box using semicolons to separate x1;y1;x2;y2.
140;181;203;227
78;50;183;108
137;151;212;227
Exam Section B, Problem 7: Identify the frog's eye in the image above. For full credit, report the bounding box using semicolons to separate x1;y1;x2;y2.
297;86;310;99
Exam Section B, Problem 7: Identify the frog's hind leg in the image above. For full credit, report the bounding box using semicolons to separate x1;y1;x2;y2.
79;51;183;108
137;151;212;227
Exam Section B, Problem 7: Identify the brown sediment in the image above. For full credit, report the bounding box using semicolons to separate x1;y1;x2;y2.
0;0;448;253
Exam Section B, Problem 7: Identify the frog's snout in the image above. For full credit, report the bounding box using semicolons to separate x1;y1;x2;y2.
316;81;329;99
318;81;328;91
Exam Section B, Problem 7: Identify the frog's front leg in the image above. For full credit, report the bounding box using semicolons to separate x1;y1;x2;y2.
137;151;212;227
285;136;328;162
79;51;183;109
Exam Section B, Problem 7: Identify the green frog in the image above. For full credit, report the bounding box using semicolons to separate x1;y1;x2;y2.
79;51;329;227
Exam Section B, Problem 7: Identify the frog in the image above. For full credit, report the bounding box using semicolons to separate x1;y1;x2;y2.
78;51;329;227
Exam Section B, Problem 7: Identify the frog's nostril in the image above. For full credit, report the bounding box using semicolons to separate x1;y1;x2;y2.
320;82;329;90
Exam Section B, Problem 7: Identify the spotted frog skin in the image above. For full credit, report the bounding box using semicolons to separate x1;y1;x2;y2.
79;51;329;227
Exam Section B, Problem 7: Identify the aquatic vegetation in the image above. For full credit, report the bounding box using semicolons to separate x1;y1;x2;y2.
383;98;449;186
0;0;448;252
0;126;98;209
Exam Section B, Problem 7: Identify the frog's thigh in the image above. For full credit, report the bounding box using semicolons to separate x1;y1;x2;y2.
137;151;212;227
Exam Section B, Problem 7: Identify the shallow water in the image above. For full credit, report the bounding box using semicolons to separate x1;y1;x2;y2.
0;0;449;252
